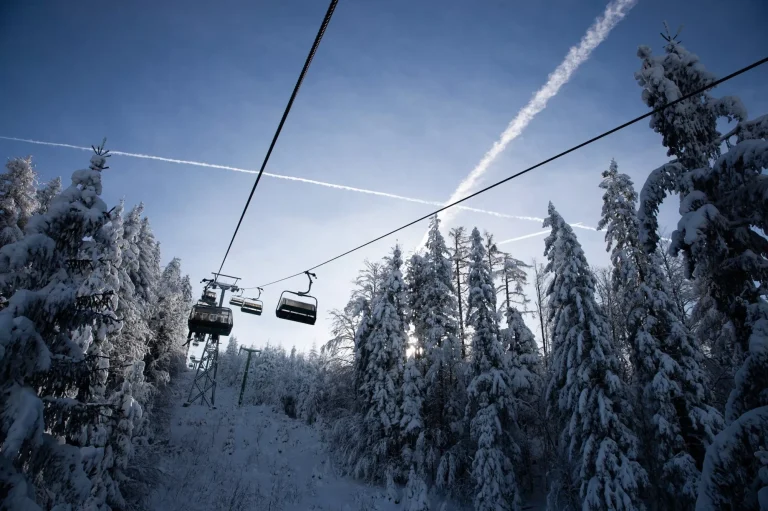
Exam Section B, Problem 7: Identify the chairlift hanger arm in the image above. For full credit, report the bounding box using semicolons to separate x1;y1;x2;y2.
298;271;316;296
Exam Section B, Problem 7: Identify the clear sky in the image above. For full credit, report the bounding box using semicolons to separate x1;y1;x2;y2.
1;0;766;355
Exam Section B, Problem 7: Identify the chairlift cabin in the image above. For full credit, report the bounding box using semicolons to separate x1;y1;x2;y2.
188;304;233;336
229;295;245;307
276;272;317;325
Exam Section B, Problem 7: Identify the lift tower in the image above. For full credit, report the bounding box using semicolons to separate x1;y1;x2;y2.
184;273;240;408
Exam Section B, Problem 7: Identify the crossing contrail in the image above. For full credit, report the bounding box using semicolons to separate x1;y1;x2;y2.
0;135;562;226
417;0;637;249
499;222;595;245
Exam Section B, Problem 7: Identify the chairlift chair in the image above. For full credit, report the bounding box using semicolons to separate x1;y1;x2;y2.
229;293;245;307
187;304;233;336
276;272;317;325
202;289;217;305
241;287;264;316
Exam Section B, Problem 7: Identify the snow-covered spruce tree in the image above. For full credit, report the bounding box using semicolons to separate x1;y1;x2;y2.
498;252;541;492
400;355;425;473
636;35;768;508
222;336;240;386
465;226;521;511
543;203;646;510
598;159;722;509
0;142;123;509
145;258;192;384
406;252;429;346
634;31;746;254
498;253;540;385
412;215;466;492
676;113;768;509
350;260;384;410
297;346;322;425
35;176;62;216
134;211;161;309
448;226;470;358
109;201;152;382
404;465;430;511
358;245;408;481
0;156;39;249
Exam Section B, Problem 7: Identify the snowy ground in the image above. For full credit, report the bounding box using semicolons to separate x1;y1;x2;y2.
147;374;425;511
146;372;547;510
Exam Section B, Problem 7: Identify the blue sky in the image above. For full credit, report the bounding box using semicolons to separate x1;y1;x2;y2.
1;0;766;354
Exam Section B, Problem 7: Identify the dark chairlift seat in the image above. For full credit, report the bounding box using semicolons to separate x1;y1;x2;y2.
188;304;233;336
276;296;316;325
229;295;245;307
275;272;317;326
241;298;263;316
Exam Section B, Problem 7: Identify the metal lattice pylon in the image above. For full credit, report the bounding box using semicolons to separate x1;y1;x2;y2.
184;333;221;407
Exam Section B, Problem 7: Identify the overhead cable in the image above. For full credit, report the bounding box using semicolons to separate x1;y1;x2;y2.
217;0;339;275
257;55;768;288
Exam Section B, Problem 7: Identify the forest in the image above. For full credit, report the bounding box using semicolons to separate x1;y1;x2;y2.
0;22;766;511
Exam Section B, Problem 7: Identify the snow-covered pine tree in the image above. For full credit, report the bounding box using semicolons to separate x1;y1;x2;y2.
0;141;122;509
223;336;240;386
413;215;466;492
498;252;541;492
465;227;521;511
544;203;646;510
636;34;768;508
406;253;429;348
110;201;152;381
498;253;539;380
134;210;161;308
145;258;192;384
349;260;384;410
35;176;62;215
297;346;321;425
448;227;470;358
634;31;745;255
531;259;550;361
400;355;425;472
359;245;408;481
0;156;39;249
676;112;768;509
404;465;430;511
598;159;722;509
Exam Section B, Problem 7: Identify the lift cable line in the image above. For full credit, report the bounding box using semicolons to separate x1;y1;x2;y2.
217;0;339;276
256;55;768;289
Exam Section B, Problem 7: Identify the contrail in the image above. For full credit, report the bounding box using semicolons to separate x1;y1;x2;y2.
499;222;597;245
418;0;637;249
498;230;549;245
0;135;551;225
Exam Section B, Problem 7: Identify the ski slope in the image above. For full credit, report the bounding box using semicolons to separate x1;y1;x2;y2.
147;374;446;511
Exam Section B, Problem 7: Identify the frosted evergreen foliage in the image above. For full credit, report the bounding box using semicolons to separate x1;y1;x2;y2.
0;142;123;509
598;160;723;508
465;227;521;511
499;253;540;401
634;36;746;253
110;201;151;377
634;36;768;508
404;466;431;511
145;258;192;384
358;245;408;480
408;216;466;489
0;156;39;249
543;203;646;510
400;355;425;470
35;176;61;215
